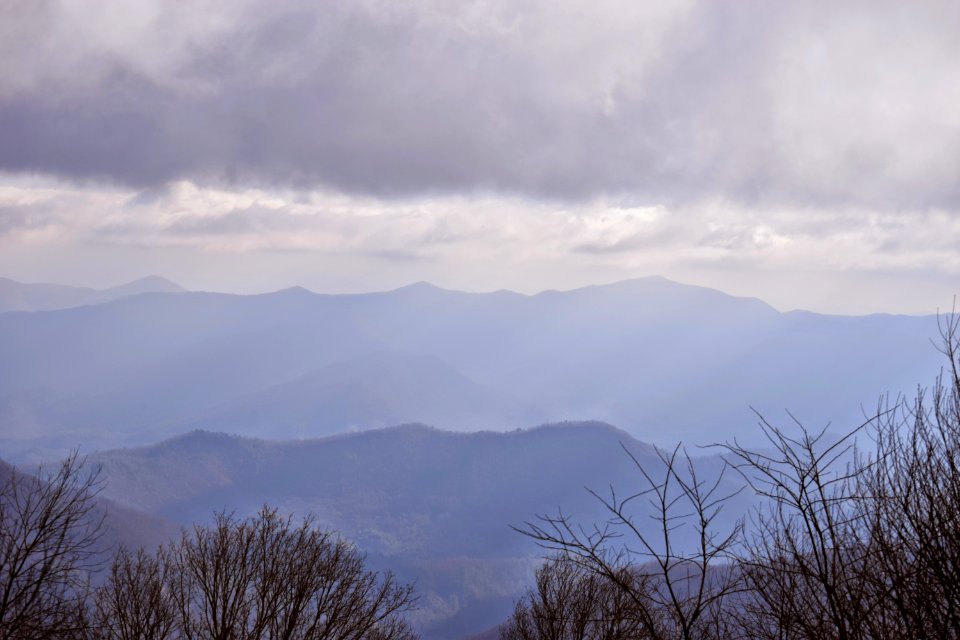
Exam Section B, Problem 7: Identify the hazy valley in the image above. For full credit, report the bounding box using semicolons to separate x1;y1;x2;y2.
0;275;950;638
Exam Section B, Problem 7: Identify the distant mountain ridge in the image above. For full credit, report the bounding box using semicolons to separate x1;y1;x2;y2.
0;275;185;313
0;275;945;459
185;350;546;439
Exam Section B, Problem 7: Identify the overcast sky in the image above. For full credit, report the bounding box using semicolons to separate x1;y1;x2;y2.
1;0;958;313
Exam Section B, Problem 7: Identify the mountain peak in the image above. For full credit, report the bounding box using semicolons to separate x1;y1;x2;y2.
393;281;446;293
272;285;315;296
383;281;467;299
106;276;186;295
545;276;779;314
0;274;186;313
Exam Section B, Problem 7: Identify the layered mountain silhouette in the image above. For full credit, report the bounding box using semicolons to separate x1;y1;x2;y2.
0;275;185;313
0;276;943;460
187;351;545;439
87;422;749;639
3;276;950;636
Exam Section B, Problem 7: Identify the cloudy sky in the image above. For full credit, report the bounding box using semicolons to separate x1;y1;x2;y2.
1;0;959;313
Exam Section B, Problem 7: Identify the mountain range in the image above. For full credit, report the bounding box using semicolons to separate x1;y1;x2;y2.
2;274;952;637
0;275;185;313
0;276;945;461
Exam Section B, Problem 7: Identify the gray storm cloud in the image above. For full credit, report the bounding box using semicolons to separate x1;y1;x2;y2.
1;0;959;208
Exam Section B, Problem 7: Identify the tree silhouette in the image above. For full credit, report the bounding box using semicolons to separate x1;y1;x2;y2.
0;453;103;640
94;507;419;640
515;445;743;640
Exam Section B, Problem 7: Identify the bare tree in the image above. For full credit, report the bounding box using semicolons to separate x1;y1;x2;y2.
853;311;960;640
500;555;649;640
718;414;882;640
91;545;177;640
502;310;960;640
95;507;420;640
241;508;418;640
0;453;104;640
711;311;960;640
515;445;744;640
